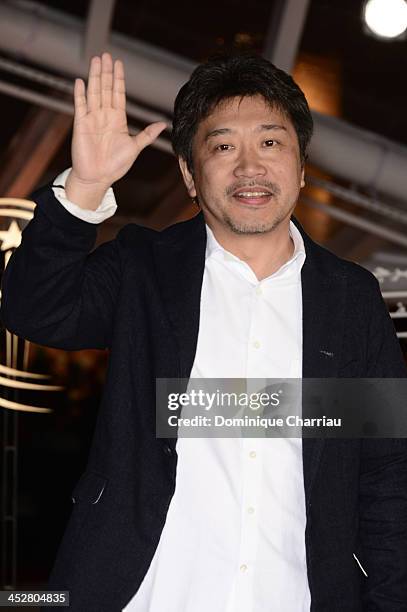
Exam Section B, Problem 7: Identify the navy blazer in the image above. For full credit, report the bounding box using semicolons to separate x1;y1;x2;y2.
1;185;407;612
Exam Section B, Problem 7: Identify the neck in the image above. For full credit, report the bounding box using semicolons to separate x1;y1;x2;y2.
206;218;294;281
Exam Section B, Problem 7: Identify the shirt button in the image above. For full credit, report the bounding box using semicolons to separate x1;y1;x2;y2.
247;507;255;514
255;285;262;296
249;451;257;458
252;340;260;349
240;564;248;572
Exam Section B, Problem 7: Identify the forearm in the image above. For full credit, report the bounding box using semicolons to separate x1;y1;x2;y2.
0;185;121;350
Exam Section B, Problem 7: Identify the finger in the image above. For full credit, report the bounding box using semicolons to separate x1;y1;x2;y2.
112;59;126;111
132;122;168;155
87;56;101;112
101;52;113;108
73;78;87;120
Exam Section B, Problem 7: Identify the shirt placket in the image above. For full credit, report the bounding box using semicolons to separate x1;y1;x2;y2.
228;281;266;612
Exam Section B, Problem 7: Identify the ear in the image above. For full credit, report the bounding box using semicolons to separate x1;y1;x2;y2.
178;158;197;198
300;167;305;189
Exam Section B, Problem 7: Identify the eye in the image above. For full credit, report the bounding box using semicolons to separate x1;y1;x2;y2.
215;144;233;151
263;139;277;147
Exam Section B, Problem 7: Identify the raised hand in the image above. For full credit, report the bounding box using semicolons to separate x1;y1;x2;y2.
66;52;167;210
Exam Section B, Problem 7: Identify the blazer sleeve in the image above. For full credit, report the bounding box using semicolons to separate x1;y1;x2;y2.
359;275;407;609
0;185;123;351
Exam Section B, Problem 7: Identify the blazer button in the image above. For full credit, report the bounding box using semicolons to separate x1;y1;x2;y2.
162;443;173;456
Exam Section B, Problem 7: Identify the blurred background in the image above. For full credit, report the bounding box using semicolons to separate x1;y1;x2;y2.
0;0;406;595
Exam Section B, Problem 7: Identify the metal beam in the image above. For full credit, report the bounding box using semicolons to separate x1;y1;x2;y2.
0;56;170;125
0;79;173;155
0;2;193;111
84;0;116;60
263;0;311;72
300;195;407;249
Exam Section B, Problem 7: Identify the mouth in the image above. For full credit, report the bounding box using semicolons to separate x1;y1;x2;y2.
232;189;273;206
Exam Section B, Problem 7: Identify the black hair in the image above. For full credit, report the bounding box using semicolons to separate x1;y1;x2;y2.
172;53;313;171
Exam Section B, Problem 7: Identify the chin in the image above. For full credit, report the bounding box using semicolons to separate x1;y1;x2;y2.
224;215;281;235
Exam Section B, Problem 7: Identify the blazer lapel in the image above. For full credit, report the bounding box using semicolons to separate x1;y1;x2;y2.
298;221;347;508
153;211;206;380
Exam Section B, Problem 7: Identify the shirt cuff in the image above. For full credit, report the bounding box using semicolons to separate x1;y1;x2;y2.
52;168;117;224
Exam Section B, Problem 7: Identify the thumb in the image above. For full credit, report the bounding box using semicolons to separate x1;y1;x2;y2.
132;121;167;154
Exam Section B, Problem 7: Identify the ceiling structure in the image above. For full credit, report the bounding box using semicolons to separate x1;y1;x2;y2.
0;0;405;338
34;0;407;148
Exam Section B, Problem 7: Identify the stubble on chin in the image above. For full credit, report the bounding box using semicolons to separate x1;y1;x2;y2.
221;210;284;235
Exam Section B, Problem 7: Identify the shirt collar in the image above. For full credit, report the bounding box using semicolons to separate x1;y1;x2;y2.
205;220;306;278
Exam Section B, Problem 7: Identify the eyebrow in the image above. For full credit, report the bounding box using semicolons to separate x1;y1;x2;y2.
204;124;287;141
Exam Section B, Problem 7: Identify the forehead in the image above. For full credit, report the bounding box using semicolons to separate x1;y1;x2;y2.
196;95;295;136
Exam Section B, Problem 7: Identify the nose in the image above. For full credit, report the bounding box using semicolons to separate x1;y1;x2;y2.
233;147;267;179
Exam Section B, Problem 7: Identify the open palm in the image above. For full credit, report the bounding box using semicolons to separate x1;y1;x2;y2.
70;53;166;190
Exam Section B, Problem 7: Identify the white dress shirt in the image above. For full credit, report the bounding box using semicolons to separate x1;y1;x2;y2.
52;170;311;612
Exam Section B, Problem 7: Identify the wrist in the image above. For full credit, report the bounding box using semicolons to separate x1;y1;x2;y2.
65;171;111;211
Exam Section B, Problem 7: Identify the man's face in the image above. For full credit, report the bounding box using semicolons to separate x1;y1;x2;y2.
179;95;305;235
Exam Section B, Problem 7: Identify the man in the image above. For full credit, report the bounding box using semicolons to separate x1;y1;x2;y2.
1;52;406;612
